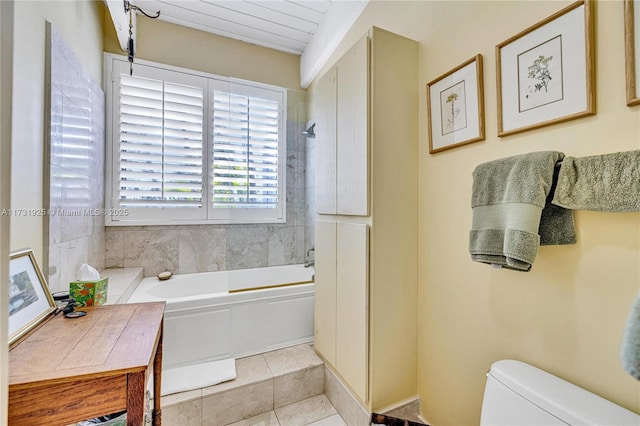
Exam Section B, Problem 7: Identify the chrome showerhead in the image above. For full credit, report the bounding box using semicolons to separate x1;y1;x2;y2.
302;122;316;138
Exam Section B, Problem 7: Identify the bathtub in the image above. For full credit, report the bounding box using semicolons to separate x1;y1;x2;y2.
127;264;314;369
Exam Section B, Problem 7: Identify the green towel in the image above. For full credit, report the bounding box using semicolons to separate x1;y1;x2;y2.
470;151;576;271
552;150;640;212
621;293;640;380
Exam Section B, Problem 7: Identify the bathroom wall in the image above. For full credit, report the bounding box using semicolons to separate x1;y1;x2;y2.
10;1;104;266
103;17;310;277
46;25;105;293
309;1;640;424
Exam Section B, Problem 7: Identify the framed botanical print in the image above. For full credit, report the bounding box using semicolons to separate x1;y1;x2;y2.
496;0;595;136
427;54;485;154
625;0;640;106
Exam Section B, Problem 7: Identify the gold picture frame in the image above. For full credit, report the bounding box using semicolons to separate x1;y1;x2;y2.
427;54;485;154
496;0;595;137
8;248;56;346
625;0;640;106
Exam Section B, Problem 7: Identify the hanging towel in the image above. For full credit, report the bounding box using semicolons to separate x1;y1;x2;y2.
469;151;575;271
552;150;640;212
621;293;640;380
539;165;577;246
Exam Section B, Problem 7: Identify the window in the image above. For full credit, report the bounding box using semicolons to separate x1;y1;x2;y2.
105;55;286;225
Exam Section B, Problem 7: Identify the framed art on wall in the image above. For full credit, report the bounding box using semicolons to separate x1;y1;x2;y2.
427;54;485;154
625;0;640;106
496;0;595;136
8;248;56;346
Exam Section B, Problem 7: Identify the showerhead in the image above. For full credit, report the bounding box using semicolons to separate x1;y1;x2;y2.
302;123;316;138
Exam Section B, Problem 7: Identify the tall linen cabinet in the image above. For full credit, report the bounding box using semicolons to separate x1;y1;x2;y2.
313;27;419;412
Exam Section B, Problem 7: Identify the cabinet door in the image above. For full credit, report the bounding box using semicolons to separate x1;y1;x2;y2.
314;220;337;366
315;67;337;214
336;222;368;403
336;34;369;216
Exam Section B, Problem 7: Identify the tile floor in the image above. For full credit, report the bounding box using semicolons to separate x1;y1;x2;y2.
227;395;346;426
161;344;348;426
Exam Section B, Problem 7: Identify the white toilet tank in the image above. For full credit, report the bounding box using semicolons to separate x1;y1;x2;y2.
480;360;640;425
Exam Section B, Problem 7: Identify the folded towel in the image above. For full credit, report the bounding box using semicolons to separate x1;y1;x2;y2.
621;293;640;380
552;150;640;212
470;151;574;271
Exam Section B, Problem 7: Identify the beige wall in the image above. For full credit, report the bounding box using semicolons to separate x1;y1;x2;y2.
104;15;302;91
11;1;104;261
311;1;640;424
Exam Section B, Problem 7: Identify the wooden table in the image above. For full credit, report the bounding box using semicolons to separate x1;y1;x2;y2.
8;302;165;426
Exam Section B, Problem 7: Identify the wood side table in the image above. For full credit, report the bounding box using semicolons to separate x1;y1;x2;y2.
8;302;165;426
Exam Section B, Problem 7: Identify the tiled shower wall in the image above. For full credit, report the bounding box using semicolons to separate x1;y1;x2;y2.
105;90;312;277
45;24;106;293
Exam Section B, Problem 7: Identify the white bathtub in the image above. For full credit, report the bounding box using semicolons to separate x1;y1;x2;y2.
127;264;314;369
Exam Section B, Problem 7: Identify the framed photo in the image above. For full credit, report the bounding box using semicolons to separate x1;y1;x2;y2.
427;54;485;154
8;248;56;346
496;0;595;137
625;0;640;106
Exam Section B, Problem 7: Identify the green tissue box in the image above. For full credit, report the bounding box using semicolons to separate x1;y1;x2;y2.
69;277;108;307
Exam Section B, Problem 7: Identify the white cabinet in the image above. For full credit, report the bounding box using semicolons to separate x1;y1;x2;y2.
314;220;369;402
315;69;337;214
313;27;419;412
335;222;369;401
314;220;337;363
315;35;368;216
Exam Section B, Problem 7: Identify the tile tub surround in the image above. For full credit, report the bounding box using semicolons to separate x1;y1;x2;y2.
161;344;335;426
100;267;143;304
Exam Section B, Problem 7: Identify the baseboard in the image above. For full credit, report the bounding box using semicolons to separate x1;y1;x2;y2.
376;395;419;414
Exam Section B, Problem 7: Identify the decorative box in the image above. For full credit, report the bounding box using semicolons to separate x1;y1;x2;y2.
69;277;108;307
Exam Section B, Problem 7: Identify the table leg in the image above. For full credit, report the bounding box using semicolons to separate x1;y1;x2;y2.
127;371;146;426
153;325;163;425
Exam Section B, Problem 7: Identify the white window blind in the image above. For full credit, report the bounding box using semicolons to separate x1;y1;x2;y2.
211;83;281;210
119;75;204;209
106;56;286;225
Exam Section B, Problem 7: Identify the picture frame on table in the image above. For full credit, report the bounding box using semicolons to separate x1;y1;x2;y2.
625;0;640;106
427;54;485;154
8;248;56;346
496;0;595;136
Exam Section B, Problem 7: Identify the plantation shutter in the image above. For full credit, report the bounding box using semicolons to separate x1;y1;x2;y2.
116;61;205;217
210;80;285;220
107;56;286;225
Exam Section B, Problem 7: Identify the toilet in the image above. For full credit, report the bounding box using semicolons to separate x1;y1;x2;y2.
480;360;640;425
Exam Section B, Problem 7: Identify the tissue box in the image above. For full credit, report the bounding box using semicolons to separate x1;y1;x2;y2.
69;277;108;307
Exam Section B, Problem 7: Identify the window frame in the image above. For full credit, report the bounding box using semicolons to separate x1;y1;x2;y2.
104;53;287;226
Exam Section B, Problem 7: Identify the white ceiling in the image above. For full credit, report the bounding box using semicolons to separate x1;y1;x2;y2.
134;0;332;55
107;0;368;87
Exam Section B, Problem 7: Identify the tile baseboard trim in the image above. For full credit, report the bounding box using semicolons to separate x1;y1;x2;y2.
322;363;370;426
377;396;419;415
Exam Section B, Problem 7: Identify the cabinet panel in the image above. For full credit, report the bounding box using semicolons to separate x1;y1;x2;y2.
314;220;337;366
315;68;337;214
336;34;369;216
336;222;368;402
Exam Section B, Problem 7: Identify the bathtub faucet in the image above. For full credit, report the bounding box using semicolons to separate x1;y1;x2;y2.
305;248;315;268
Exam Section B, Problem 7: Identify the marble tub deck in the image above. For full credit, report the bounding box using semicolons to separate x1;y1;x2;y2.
161;344;347;426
